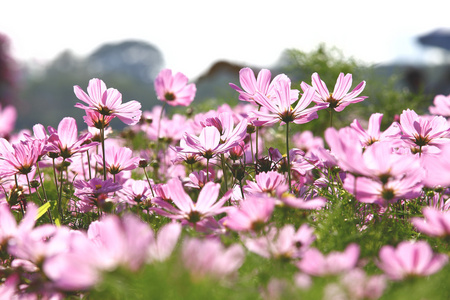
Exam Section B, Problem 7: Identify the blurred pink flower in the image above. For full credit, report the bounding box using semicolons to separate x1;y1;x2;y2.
429;93;450;116
74;78;142;125
296;243;360;276
301;72;367;112
244;224;316;259
222;195;275;232
147;222;182;263
411;206;450;237
181;237;245;280
0;104;16;138
376;240;448;280
154;69;196;106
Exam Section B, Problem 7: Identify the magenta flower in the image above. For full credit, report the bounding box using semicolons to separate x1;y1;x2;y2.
181;237;245;280
297;243;360;276
301;72;367;112
154;69;196;106
252;80;324;127
152;178;231;224
222;195;275;232
411;206;450;237
74;78;142;125
47;117;97;159
376;241;448;280
93;145;140;175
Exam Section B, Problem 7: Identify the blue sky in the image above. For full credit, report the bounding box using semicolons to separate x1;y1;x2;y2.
2;0;449;78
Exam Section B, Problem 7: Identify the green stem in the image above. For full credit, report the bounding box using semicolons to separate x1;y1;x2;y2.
86;150;92;180
221;154;228;192
100;126;107;181
142;167;155;197
286;122;292;192
57;159;65;220
206;158;210;182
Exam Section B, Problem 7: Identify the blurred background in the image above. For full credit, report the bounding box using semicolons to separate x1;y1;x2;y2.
1;0;450;131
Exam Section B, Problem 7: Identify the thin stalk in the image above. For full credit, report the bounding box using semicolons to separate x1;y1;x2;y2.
100;126;107;180
14;175;25;217
286;122;292;192
221;154;228;192
142;167;155;197
206;158;210;182
86;150;92;180
329;109;333;128
57;159;65;220
36;162;49;202
52;158;59;194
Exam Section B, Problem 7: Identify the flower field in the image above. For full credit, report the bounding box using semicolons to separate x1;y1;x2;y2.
0;64;449;299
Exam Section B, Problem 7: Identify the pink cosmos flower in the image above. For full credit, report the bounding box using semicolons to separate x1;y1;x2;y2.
93;145;140;175
182;118;247;159
117;179;154;206
87;214;153;271
324;269;387;300
429;93;450;116
154;69;196;106
411;206;450;237
152;178;231;225
398;109;450;151
350;113;401;147
181;237;245;280
300;72;367;112
244;171;285;196
376;240;448;280
229;67;298;105
297;243;360;276
46;117;97;159
252;80;324;127
74;78;142;125
292;130;324;155
222;195;275;232
244;224;316;260
73;177;122;211
0;138;40;176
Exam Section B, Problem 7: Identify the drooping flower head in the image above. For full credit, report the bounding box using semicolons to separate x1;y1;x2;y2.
154;69;196;106
74;78;142;126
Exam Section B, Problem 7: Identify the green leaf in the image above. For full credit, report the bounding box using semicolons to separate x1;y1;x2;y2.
36;202;51;221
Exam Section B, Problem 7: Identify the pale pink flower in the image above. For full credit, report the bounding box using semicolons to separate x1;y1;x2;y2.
182;118;247;159
46;117;97;159
252;79;324;127
181;237;245;280
222;195;275;232
147;222;182;263
429;93;450;116
87;214;153;271
292;130;324;155
344;174;422;207
93;145;140;175
376;240;448;280
152;178;231;224
301;72;367;112
117;179;154;206
0;138;40;176
296;243;360;276
324;269;386;300
244;171;285;196
154;69;196;106
350;113;401;147
398;109;450;151
74;78;142;125
411;206;450;237
73;177;122;211
244;224;315;259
